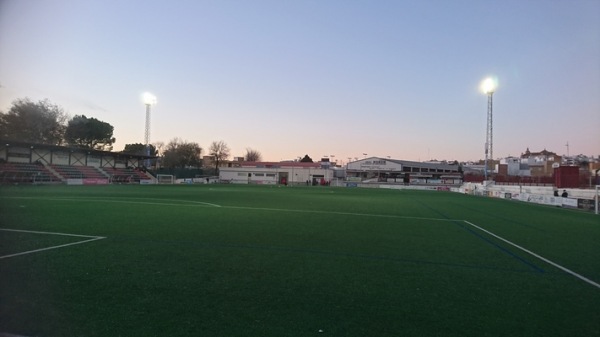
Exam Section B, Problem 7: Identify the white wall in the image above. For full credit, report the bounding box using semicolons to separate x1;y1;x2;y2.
219;167;333;185
52;151;70;165
87;156;101;167
460;182;597;201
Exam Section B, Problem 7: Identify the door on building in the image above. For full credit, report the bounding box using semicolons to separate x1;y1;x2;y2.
278;172;289;185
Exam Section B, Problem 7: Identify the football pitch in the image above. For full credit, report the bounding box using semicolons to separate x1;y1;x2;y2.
1;184;599;337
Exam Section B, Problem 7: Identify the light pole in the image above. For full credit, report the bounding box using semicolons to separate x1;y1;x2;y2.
330;155;335;185
142;92;157;167
323;155;329;184
481;78;497;181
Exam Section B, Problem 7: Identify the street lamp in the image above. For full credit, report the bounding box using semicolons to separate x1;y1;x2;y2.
142;92;157;166
480;77;497;181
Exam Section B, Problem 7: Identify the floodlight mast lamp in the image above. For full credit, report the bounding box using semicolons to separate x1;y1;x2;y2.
142;93;157;160
481;78;496;181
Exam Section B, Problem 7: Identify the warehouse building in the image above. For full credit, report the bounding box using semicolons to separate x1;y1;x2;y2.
346;157;462;185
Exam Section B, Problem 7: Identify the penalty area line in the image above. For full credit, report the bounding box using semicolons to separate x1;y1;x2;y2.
223;205;457;222
3;196;221;208
0;228;105;238
463;220;600;290
0;228;106;260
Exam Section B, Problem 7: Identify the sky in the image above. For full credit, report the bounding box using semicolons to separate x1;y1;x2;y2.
0;0;599;164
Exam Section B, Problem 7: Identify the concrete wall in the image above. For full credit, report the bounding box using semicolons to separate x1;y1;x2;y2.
461;182;596;200
458;181;598;213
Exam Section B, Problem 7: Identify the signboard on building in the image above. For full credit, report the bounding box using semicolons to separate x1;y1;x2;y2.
349;159;402;171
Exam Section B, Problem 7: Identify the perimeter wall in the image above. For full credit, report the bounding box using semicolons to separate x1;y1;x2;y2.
457;182;598;212
346;181;598;212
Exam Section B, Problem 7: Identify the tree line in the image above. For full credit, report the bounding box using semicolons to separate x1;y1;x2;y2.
0;98;262;169
0;98;115;150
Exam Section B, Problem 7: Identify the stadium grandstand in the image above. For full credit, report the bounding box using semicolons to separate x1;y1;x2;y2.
0;140;154;185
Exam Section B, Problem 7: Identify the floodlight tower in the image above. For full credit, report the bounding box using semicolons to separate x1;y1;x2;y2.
142;92;157;165
481;78;497;180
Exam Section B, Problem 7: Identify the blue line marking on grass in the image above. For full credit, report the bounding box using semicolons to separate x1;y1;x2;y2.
416;200;545;273
450;202;544;232
108;236;546;275
226;242;547;275
463;220;600;289
452;221;545;273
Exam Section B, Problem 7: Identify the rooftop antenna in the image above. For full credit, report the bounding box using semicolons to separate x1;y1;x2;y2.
565;141;570;157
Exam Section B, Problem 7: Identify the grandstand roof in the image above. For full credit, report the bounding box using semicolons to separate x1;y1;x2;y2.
348;157;460;172
237;161;322;168
385;158;459;171
1;139;154;159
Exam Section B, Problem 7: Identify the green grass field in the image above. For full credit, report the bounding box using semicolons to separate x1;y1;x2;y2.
1;184;599;337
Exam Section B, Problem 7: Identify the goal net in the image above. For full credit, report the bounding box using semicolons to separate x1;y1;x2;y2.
156;174;175;184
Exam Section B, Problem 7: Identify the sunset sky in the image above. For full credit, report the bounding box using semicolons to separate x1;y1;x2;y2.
1;0;598;163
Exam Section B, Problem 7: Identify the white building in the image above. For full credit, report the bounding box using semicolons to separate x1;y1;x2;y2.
219;157;462;186
219;161;334;185
498;156;530;176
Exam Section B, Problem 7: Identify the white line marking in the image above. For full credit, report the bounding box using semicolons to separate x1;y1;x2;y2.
122;197;222;208
0;228;104;238
0;332;32;337
0;237;105;259
463;221;600;289
224;205;457;221
0;228;106;260
4;196;599;288
2;196;445;220
4;196;221;208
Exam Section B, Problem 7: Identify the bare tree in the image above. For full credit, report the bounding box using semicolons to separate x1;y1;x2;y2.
244;148;262;162
209;140;230;173
152;141;165;169
153;141;165;156
162;138;203;169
